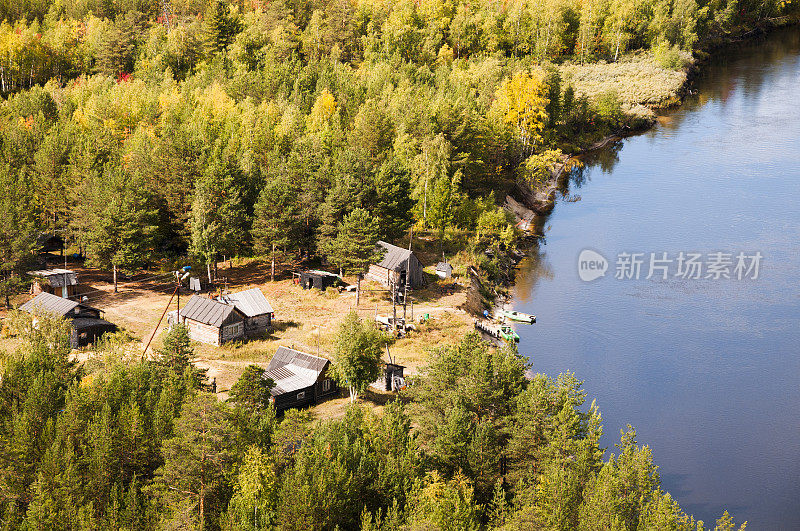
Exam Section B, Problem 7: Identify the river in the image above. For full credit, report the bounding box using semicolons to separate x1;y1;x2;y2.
512;26;800;529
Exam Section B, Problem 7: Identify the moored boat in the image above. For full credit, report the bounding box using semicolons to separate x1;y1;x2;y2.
500;309;536;324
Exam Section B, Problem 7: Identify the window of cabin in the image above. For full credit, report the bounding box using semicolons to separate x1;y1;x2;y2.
322;379;331;392
224;323;242;338
296;391;305;400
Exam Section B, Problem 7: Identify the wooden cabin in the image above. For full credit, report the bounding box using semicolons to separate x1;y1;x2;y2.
177;295;245;346
28;269;78;298
216;288;274;337
263;347;337;411
366;241;425;289
299;270;342;290
19;292;117;348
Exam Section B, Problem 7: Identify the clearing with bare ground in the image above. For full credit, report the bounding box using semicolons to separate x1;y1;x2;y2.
1;255;477;412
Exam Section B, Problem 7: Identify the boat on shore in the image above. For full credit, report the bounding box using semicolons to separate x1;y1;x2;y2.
499;309;536;324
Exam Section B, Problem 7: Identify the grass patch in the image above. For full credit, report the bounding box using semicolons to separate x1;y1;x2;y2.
560;52;690;108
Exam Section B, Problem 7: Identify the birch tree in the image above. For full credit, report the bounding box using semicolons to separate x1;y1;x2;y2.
330;311;386;403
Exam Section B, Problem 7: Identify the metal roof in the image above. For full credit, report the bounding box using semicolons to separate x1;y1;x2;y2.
72;317;117;331
20;292;81;316
376;241;419;272
264;347;330;395
217;288;273;317
179;296;239;327
436;262;452;271
28;269;77;288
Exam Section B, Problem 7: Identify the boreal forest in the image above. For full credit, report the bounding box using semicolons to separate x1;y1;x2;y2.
0;0;794;528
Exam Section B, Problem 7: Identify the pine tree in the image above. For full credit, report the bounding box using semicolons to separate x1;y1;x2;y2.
221;447;279;531
251;176;302;257
205;0;242;57
157;393;233;529
320;208;382;276
190;156;247;283
84;170;158;292
157;324;194;374
374;160;414;241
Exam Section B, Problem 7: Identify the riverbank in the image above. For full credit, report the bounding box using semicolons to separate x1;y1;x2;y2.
506;22;800;526
506;15;800;229
487;15;800;315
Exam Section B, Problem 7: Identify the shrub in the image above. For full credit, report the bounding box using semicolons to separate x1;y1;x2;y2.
654;41;693;70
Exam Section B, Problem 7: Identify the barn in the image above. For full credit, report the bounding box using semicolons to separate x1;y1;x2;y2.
19;292;117;348
28;269;78;298
366;241;425;289
263;347;337;411
216;288;274;337
177;295;245;346
299;270;342;290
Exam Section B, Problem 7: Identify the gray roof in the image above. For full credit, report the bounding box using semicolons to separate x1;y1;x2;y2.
20;292;81;316
72;317;117;331
376;241;419;272
217;288;273;317
436;262;452;271
180;296;239;327
264;346;330;395
28;269;77;288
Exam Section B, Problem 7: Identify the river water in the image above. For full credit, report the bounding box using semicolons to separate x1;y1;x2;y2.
512;27;800;529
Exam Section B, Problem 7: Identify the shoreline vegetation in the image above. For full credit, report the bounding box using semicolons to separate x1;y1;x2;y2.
508;13;800;224
496;13;799;308
0;0;796;528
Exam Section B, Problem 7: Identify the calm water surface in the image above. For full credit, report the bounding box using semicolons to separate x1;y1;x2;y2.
513;27;800;529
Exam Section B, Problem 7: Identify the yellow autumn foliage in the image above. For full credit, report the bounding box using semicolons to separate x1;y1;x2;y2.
307;88;337;132
491;70;549;153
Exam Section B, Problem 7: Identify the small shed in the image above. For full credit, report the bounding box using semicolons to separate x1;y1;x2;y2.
384;362;406;391
299;270;342;290
28;269;78;298
19;292;116;348
177;295;245;346
366;241;425;289
263;347;337;411
436;262;453;279
216;288;274;336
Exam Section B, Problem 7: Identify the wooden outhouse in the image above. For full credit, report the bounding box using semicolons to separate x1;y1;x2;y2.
436;262;453;279
263;347;337;411
177;295;245;346
19;292;117;348
216;288;274;337
366;241;425;289
28;269;78;298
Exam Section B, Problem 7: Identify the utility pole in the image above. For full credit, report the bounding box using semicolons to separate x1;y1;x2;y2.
402;227;412;322
271;243;275;282
392;280;397;331
175;267;191;324
142;284;179;360
423;152;428;225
